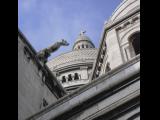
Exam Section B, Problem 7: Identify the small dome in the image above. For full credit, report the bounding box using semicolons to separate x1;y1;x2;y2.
76;35;91;42
73;31;95;50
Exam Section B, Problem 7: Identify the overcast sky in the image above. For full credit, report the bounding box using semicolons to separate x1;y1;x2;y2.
18;0;122;59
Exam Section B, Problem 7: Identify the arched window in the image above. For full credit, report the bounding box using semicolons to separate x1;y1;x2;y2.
68;74;72;81
74;73;79;80
82;44;84;48
129;32;140;57
97;66;101;71
99;58;103;63
62;76;66;83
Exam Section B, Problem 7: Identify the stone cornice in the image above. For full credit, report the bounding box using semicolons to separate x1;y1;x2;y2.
47;49;98;69
18;29;67;98
53;62;93;73
18;29;37;55
108;0;139;23
26;55;140;120
104;7;140;30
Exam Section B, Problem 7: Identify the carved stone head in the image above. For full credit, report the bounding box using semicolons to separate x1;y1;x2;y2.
61;39;69;46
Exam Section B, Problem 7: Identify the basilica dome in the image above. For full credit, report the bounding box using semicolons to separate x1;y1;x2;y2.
47;31;97;93
47;49;97;71
72;31;95;50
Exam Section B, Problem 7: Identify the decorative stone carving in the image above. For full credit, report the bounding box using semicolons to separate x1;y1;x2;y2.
37;39;69;63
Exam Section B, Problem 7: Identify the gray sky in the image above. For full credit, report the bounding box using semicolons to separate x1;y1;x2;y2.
18;0;122;59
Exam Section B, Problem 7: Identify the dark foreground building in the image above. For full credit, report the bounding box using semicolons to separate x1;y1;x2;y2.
18;31;66;120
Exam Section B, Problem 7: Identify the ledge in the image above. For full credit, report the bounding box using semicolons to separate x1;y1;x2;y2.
18;29;67;98
27;55;140;120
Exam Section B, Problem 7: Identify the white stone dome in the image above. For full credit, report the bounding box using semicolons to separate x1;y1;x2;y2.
106;0;140;25
47;49;97;71
47;31;97;93
73;31;95;50
47;48;98;93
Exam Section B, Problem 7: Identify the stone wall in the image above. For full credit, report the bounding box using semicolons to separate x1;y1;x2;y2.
103;12;140;71
26;55;140;120
18;34;58;120
91;1;140;79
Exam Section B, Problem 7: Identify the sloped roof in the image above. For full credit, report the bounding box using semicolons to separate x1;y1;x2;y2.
47;48;98;70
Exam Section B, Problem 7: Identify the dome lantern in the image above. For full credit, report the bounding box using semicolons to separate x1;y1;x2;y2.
72;31;95;50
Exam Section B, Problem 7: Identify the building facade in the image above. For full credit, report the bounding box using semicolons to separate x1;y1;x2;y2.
27;56;140;120
92;0;140;79
18;30;66;120
47;32;98;93
19;0;140;120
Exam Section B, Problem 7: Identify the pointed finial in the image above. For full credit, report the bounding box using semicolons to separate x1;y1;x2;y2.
80;30;86;36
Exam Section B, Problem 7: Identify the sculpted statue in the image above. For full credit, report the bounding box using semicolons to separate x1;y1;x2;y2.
37;39;69;63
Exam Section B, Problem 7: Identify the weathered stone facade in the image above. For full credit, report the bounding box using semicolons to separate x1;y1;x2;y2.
27;55;140;120
19;0;140;119
18;31;66;120
91;0;140;79
47;33;98;93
